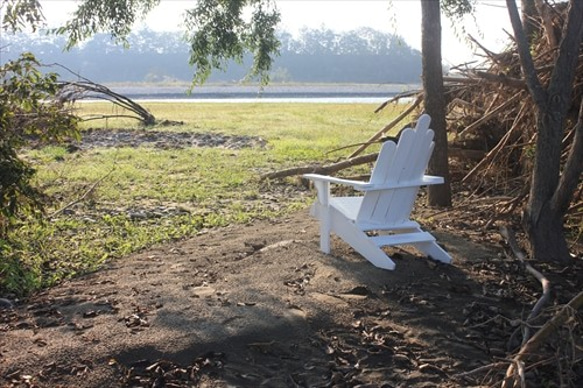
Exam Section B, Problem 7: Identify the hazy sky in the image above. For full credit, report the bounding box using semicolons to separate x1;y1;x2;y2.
40;0;513;66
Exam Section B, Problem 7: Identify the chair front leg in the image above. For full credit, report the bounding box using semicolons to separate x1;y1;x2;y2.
313;180;331;254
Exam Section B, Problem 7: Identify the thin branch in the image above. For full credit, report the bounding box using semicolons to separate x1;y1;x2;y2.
454;361;508;379
81;114;147;122
50;167;115;218
553;99;583;214
349;94;422;158
457;93;522;138
473;71;527;90
373;89;420;113
505;0;547;107
49;63;156;125
462;115;523;183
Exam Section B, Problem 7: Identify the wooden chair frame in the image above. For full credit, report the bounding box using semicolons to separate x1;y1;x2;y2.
304;114;452;270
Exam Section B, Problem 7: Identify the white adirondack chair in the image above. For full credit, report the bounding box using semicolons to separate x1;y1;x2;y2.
303;114;452;270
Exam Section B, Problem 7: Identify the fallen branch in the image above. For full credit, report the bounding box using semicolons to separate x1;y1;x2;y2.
327;130;404;155
499;226;551;345
61;81;156;125
50;63;156;126
50;168;115;218
462;108;526;183
497;225;583;388
449;97;485;113
260;152;378;181
501;290;583;388
454;361;508;379
448;147;486;161
442;76;484;85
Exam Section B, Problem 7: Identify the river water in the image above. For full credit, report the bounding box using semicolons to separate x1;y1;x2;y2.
106;83;419;104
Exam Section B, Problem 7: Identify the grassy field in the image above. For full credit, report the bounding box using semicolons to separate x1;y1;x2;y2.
2;102;405;295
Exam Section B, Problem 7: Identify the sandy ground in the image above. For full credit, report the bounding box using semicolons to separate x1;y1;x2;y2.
5;206;580;387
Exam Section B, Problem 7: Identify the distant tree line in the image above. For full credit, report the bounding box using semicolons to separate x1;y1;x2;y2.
1;27;422;84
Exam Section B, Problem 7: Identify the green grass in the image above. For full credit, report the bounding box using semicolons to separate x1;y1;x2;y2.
2;102;407;296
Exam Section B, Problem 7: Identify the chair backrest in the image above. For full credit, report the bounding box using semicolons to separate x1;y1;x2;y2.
356;114;436;226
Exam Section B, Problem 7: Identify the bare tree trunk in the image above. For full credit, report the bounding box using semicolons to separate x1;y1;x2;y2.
421;0;451;207
506;0;583;265
524;112;570;264
524;200;570;264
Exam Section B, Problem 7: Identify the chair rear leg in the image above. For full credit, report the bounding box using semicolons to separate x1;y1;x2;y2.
330;210;396;270
415;241;452;264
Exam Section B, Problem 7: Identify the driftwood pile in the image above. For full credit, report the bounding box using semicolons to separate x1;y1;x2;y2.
440;12;582;231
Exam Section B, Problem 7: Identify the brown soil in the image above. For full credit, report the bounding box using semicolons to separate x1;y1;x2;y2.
1;207;582;388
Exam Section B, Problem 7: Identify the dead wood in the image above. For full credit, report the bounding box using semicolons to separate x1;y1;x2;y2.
60;81;156;126
535;0;558;50
351;94;423;158
473;71;526;89
260;152;378;181
52;63;156;126
373;90;421;114
456;93;523;139
499;226;551;345
442;76;482;85
501;290;583;388
496;225;583;388
461;115;525;183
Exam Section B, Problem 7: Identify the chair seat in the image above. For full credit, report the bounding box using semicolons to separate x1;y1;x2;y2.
329;196;362;221
330;197;420;231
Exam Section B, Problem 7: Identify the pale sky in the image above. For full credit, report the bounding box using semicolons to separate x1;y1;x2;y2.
39;0;513;66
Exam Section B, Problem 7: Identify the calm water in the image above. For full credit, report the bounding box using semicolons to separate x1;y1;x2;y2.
104;84;419;104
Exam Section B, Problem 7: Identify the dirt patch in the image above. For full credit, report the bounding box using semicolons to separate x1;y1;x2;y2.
70;128;268;150
1;208;582;387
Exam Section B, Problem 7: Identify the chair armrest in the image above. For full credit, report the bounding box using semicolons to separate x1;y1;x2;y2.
361;175;444;191
421;175;445;185
303;173;444;192
303;173;370;190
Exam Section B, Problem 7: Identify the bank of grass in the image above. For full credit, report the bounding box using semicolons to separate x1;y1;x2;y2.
2;102;404;296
